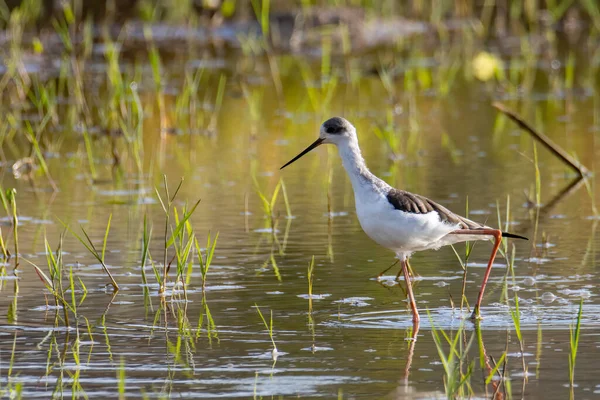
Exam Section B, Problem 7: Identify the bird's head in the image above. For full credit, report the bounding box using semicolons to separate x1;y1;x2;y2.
280;117;356;170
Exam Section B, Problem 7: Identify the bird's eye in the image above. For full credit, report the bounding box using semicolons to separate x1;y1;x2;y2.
326;127;341;134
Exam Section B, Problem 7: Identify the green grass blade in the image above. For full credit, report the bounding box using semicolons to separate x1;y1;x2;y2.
166;199;201;248
102;214;113;263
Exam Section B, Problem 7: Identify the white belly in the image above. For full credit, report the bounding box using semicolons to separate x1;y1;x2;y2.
355;196;460;254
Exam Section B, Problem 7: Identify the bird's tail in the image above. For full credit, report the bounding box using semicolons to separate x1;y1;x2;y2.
502;231;528;240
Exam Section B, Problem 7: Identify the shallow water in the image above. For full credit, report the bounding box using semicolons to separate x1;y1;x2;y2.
0;29;599;399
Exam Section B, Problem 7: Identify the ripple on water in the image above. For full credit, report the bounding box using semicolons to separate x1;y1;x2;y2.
333;297;373;307
297;293;331;300
321;302;600;330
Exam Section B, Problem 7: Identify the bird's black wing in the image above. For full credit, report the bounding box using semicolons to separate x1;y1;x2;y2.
385;188;484;230
386;188;528;240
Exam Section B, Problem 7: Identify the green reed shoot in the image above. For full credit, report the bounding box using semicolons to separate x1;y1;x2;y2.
26;254;75;328
155;177;184;294
68;266;78;317
565;52;575;90
176;68;205;130
27;77;58;123
510;293;527;376
44;234;63;298
484;351;507;385
307;256;316;340
279;180;293;219
62;215;119;290
170;205;198;300
533;143;541;206
498;197;516;304
255;304;277;355
0;188;18;266
7;280;18;323
24;120;58;191
253;172;282;233
250;0;271;37
241;83;264;124
475;326;486;370
169;200;201;240
377;65;396;101
145;26;166;137
373;111;402;160
196;232;219;290
497;195;511;256
299;60;338;114
141;214;152;286
253;371;259;399
501;241;517;302
581;0;600;30
118;357;126;400
209;74;227;133
430;316;474;398
528;141;542;249
51;4;74;53
307;255;315;299
0;206;9;260
569;299;583;392
145;27;163;92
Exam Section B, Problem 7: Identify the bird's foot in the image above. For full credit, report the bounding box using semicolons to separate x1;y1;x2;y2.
469;307;483;321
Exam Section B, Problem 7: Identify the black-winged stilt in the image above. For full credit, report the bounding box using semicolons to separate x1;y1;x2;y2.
281;117;527;322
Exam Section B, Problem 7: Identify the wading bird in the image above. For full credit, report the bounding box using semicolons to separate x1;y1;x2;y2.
280;117;527;322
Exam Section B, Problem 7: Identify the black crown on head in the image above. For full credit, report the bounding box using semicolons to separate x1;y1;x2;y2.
323;117;351;134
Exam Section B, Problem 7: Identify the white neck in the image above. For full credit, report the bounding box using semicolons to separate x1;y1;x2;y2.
336;137;387;194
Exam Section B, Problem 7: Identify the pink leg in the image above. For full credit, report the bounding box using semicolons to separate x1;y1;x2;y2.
401;258;420;323
449;229;503;320
396;258;417;281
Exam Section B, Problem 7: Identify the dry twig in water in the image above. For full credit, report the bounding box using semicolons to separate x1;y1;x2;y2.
492;102;589;177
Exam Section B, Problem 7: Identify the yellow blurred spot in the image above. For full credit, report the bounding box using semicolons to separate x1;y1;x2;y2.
221;0;236;17
32;38;44;54
472;52;501;81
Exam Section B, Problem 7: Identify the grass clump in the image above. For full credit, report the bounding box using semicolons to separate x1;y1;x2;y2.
61;214;120;291
430;316;474;398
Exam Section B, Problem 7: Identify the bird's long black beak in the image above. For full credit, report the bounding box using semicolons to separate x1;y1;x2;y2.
280;138;324;170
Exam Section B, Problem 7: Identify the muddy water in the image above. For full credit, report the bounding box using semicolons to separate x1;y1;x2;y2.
0;48;599;399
